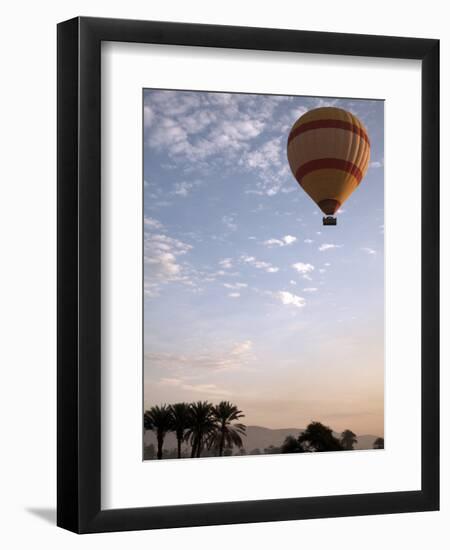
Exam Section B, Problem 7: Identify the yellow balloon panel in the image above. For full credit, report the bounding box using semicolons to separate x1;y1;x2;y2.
301;169;359;212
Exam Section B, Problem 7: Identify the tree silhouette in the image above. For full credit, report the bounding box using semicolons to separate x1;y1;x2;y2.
143;410;153;431
249;448;261;455
341;429;358;450
185;401;215;458
170;402;191;458
373;437;384;449
298;421;343;452
144;405;173;459
281;434;303;453
209;401;246;456
143;443;156;460
263;445;281;454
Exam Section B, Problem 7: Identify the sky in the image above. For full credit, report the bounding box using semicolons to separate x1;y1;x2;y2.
143;89;384;436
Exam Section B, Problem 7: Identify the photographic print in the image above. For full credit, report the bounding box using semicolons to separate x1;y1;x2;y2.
143;89;384;461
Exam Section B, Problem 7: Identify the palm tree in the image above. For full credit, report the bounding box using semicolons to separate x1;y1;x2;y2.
341;429;358;450
170;402;191;458
143;410;153;432
185;401;215;458
373;437;384;449
209;401;246;457
298;421;343;452
144;405;173;459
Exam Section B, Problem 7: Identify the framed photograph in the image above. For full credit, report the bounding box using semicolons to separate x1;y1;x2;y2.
57;17;439;533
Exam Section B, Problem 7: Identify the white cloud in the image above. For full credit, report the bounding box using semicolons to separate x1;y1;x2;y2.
143;105;155;127
319;243;342;252
173;181;195;197
144;232;194;297
145;90;286;172
303;287;318;292
277;291;306;308
146;339;254;372
292;262;314;275
144;216;163;229
219;258;233;269
223;282;248;290
228;292;241;298
181;383;232;397
263;235;297;247
362;247;377;255
370;160;383;169
231;340;253;355
158;378;232;397
304;238;314;244
222;215;237;231
241;254;279;273
241;137;282;171
290;280;297;285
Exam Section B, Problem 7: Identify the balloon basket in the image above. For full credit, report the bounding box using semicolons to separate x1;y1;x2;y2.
323;216;337;226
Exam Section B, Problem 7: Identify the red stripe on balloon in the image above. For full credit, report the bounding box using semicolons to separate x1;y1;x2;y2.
295;158;364;183
288;119;370;146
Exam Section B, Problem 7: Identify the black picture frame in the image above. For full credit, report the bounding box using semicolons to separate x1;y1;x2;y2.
57;16;439;534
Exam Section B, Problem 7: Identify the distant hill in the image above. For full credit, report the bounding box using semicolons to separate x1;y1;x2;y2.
144;425;381;454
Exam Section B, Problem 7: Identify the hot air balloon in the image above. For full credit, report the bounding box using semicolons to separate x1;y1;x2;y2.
287;107;370;225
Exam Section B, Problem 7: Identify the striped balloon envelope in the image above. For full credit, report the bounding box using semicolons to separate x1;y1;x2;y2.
287;107;370;220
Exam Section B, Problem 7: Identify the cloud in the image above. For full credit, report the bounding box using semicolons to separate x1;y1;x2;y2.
144;216;163;229
304;238;314;244
223;283;248;290
144;105;155;127
263;235;297;247
277;291;306;308
158;378;232;397
222;215;237;231
303;287;318;292
228;292;240;298
241;255;279;273
173;181;195;197
231;340;252;354
369;160;383;169
181;383;232;397
241;137;282;171
144;90;295;197
144;90;287;172
146;340;254;372
319;243;342;252
219;258;233;269
144;232;194;297
361;247;377;255
292;262;314;275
